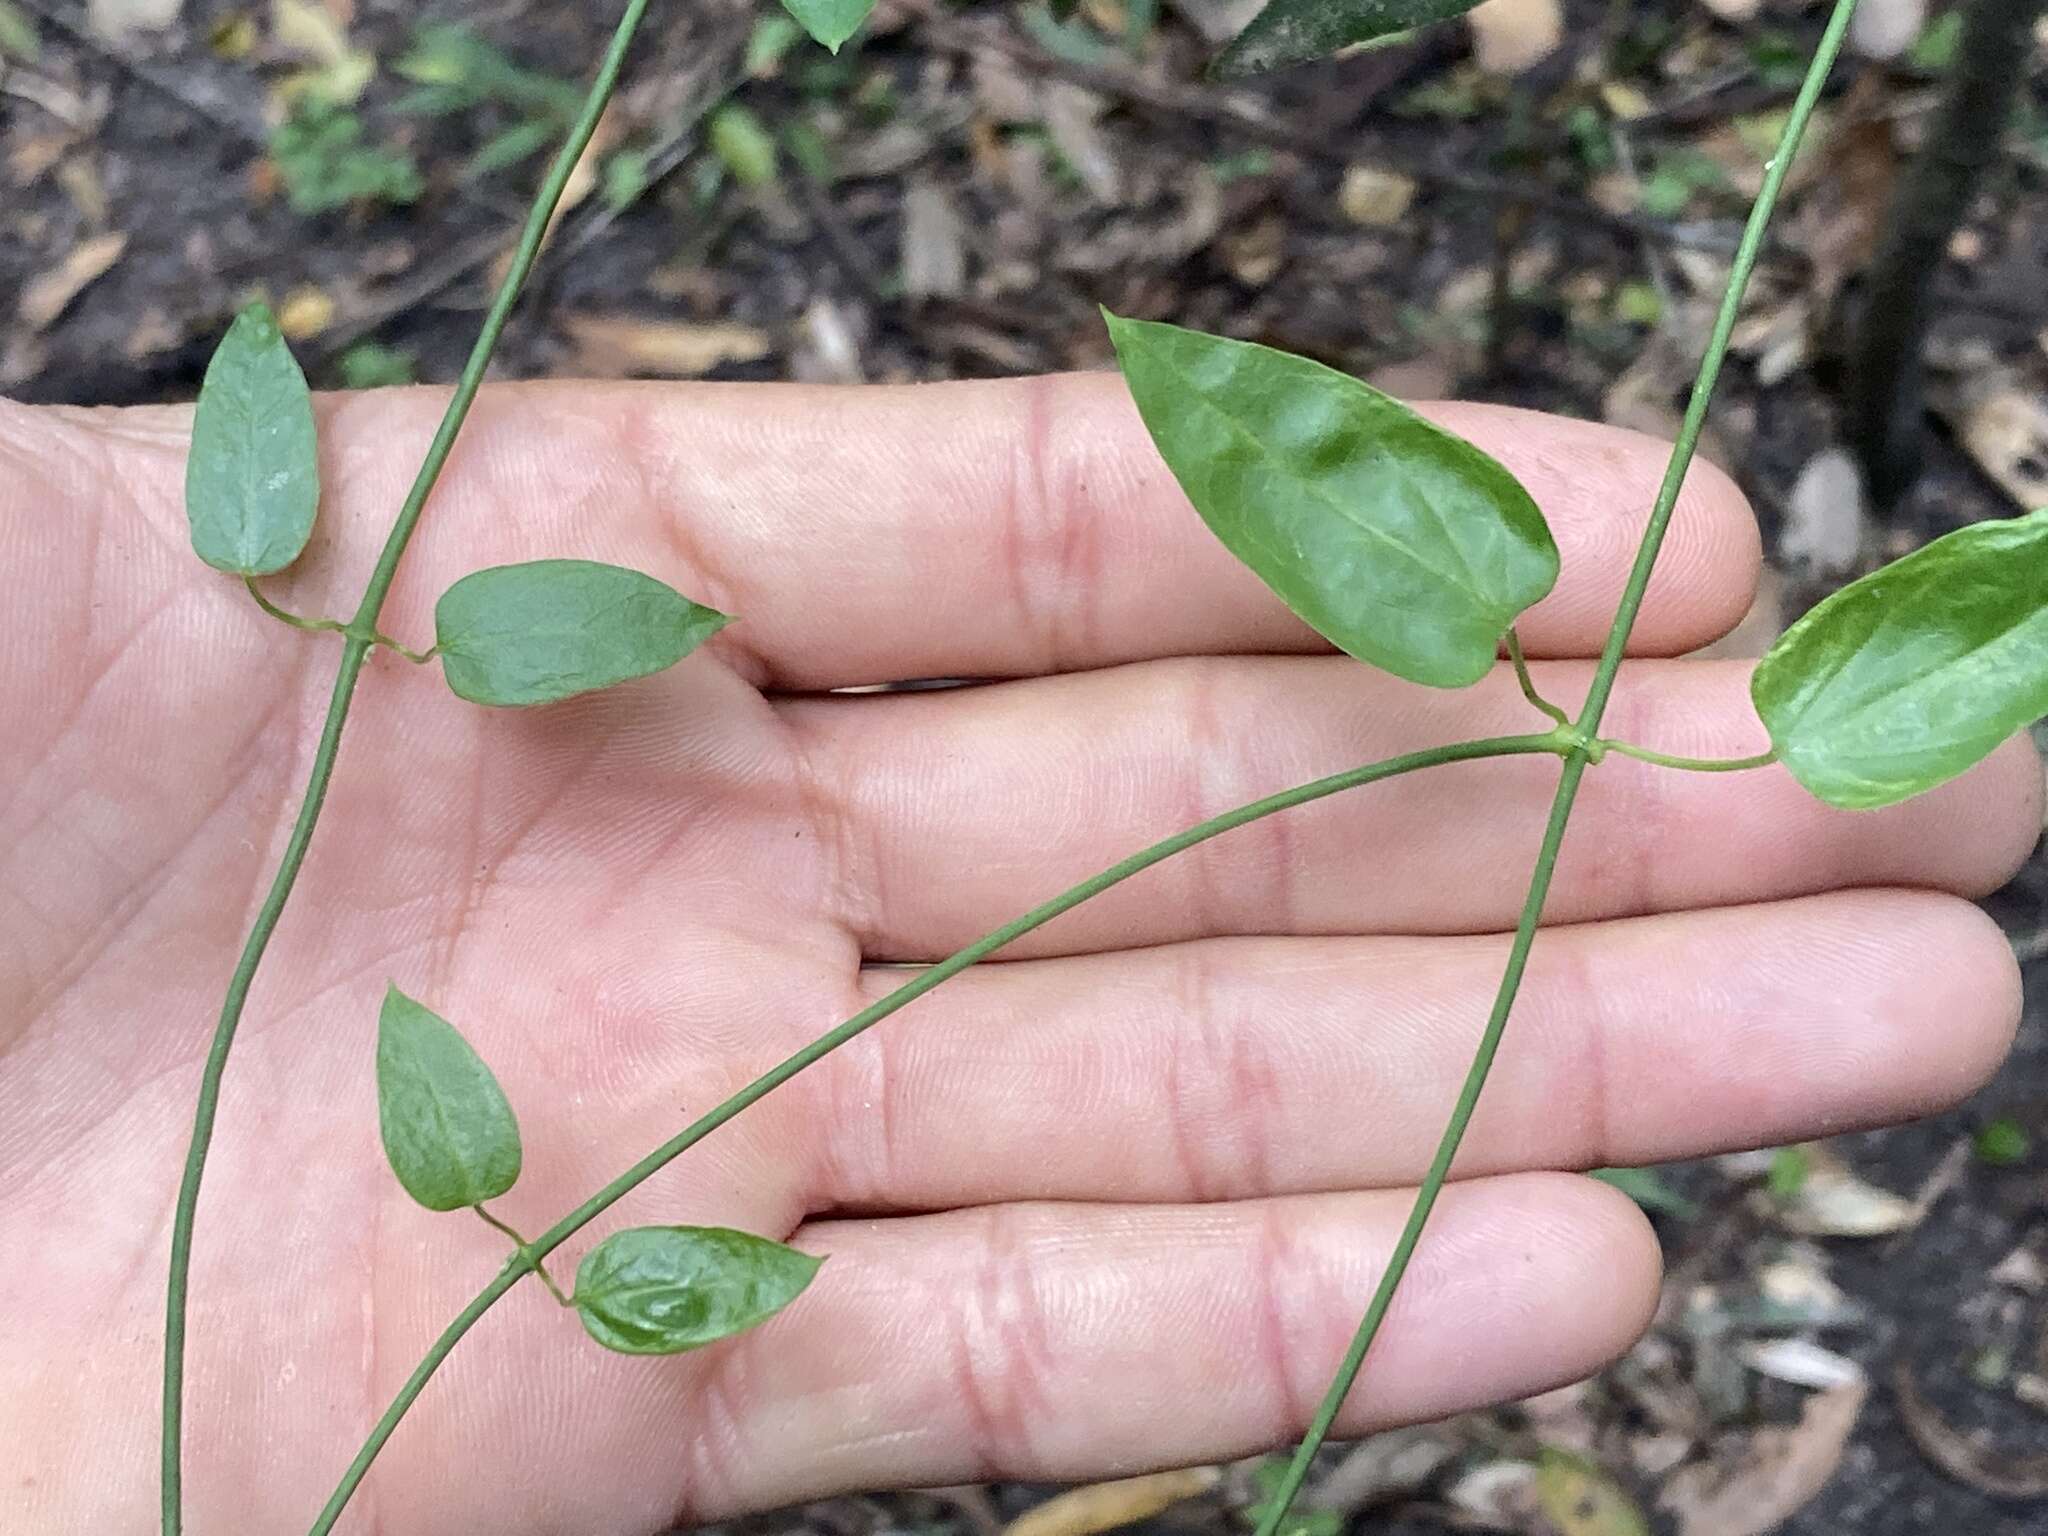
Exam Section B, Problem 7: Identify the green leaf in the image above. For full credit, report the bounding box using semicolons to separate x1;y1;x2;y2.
432;565;729;708
1212;0;1485;78
434;560;730;708
780;0;872;53
708;102;780;188
1104;312;1557;688
573;1226;822;1355
183;303;321;576
1589;1167;1698;1220
269;101;423;214
1247;1459;1345;1536
376;984;522;1212
1975;1117;2031;1167
1751;509;2048;809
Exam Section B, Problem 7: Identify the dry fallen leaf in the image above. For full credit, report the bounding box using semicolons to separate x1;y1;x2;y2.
1781;448;1868;577
1893;1361;2048;1499
277;284;335;341
1315;1426;1459;1513
903;178;968;300
560;314;773;377
1849;0;1928;60
1537;1450;1650;1536
1943;370;2048;511
1339;164;1418;228
1775;1148;1919;1238
1660;1381;1866;1536
1001;1468;1221;1536
1469;0;1562;75
88;0;181;42
1739;1338;1866;1392
18;231;126;331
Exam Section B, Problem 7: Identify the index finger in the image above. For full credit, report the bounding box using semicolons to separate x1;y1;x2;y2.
56;373;1760;689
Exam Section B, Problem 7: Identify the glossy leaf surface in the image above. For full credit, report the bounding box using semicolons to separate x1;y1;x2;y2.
435;559;730;707
781;0;872;52
1752;509;2048;809
1105;312;1557;688
1213;0;1486;77
574;1226;822;1355
184;303;321;575
376;985;521;1212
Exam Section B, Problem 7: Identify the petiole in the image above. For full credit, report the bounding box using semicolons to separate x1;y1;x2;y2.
243;578;439;665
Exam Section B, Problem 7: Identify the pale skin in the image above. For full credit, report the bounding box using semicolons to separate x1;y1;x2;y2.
0;375;2039;1535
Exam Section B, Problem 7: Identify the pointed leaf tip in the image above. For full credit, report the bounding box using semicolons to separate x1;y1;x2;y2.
780;0;871;53
376;984;522;1212
1106;314;1556;689
184;301;321;576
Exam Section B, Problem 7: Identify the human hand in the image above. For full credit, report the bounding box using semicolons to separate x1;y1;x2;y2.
1;376;2035;1533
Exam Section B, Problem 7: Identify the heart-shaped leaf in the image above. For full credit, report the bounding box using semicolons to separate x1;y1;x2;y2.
1105;312;1557;688
435;559;730;708
1752;508;2048;810
184;303;321;576
781;0;872;52
376;985;521;1212
1212;0;1487;78
573;1226;822;1355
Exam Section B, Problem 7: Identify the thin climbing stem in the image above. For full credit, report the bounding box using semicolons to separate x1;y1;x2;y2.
159;4;658;1530
304;734;1564;1536
1506;627;1569;727
1248;4;1859;1530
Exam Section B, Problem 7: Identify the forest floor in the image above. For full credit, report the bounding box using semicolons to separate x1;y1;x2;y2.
6;0;2048;1532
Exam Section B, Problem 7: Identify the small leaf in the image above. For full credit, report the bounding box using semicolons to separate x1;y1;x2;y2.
1104;312;1557;688
1589;1167;1698;1220
1751;508;2048;809
1212;0;1486;78
573;1226;822;1355
780;0;872;53
434;559;730;708
184;303;321;575
1534;1450;1649;1536
376;984;521;1212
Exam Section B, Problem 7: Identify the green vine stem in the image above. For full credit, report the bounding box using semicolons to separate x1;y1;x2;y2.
304;733;1564;1534
243;577;439;664
1248;3;1860;1531
159;3;657;1530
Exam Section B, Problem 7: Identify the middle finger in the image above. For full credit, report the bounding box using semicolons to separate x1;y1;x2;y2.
782;656;2040;960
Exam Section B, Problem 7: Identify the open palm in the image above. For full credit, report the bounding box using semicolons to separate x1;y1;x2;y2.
1;375;2037;1534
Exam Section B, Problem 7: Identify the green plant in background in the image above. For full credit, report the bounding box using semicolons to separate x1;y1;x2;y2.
157;1;2048;1533
394;22;584;178
268;100;422;215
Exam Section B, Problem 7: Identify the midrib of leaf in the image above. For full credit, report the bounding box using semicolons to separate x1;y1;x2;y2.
1161;348;1502;614
1793;599;2048;747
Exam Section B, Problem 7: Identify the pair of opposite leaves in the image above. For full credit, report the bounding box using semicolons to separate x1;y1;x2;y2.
185;304;729;710
379;985;822;1355
1106;313;2048;813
